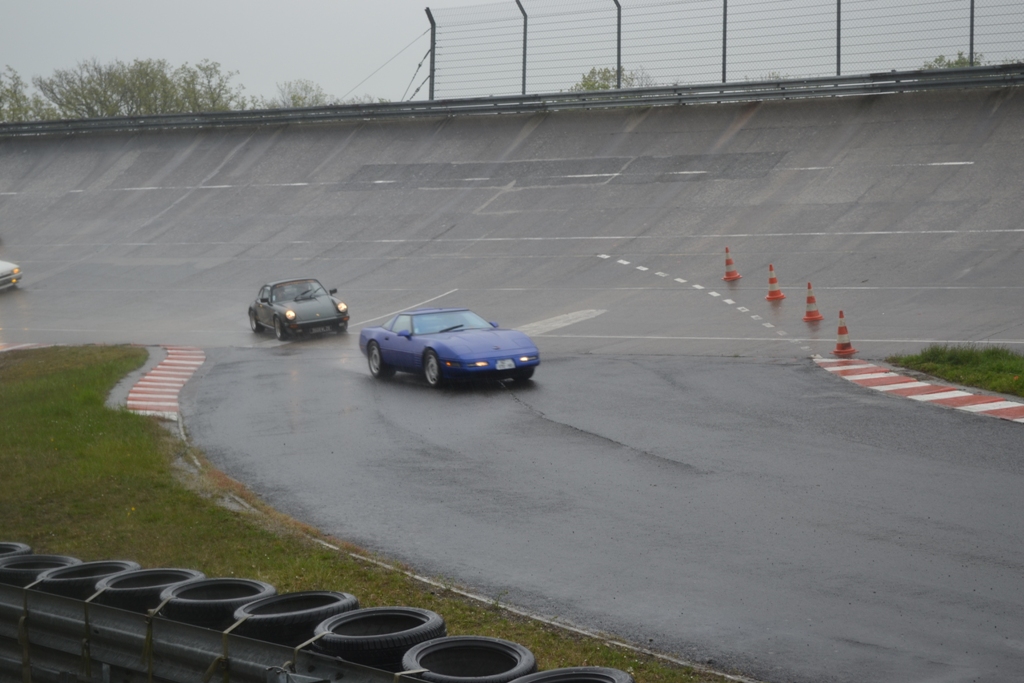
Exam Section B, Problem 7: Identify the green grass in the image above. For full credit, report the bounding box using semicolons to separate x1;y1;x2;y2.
887;344;1024;398
0;346;732;683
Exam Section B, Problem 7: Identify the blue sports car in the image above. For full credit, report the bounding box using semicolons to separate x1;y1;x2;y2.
358;308;539;387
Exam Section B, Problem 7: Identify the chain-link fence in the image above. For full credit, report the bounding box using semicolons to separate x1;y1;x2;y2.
424;0;1024;98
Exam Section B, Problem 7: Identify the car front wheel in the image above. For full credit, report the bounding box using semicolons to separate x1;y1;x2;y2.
249;309;264;333
423;350;444;388
367;342;394;379
274;317;289;341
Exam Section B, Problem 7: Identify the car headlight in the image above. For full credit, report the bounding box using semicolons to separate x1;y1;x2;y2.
285;310;296;321
337;302;348;313
519;356;538;362
12;268;19;275
473;361;489;367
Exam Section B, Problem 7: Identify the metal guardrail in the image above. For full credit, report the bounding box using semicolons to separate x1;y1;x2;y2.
0;64;1022;138
0;583;396;683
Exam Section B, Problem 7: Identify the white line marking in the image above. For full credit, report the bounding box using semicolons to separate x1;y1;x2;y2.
762;323;775;328
372;180;396;184
823;363;875;372
350;289;459;327
597;254;610;259
617;259;631;265
674;278;687;284
723;299;735;304
751;315;762;320
655;272;668;277
518;310;608;336
667;171;708;175
777;331;788;336
737;307;749;312
926;161;974;166
636;266;649;271
709;291;721;297
562;173;620;179
692;284;705;290
777;166;833;171
871;381;931;392
536;334;806;341
909;390;974;402
958;401;1023;413
845;372;900;380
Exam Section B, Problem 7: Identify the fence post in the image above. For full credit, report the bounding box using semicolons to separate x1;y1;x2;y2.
969;0;975;66
425;8;436;100
837;0;841;75
722;0;728;83
516;0;528;95
613;0;622;88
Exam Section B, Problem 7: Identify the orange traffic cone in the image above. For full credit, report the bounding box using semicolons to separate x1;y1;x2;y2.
802;282;824;322
723;247;742;281
765;264;785;301
832;310;858;356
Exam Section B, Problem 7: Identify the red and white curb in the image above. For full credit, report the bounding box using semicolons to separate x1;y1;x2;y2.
815;358;1024;424
127;346;205;421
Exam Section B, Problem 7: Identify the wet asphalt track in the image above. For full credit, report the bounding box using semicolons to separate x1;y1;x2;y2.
2;88;1024;682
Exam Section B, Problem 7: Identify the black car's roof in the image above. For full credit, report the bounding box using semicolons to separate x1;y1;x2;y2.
263;278;324;288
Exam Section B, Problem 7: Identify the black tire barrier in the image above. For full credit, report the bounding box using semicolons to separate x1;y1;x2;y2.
508;668;635;683
0;554;82;587
159;578;277;631
0;543;32;559
313;606;446;671
233;591;359;647
94;568;206;613
35;560;141;600
401;636;537;683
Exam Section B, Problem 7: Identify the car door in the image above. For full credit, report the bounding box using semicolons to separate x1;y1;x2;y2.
256;286;272;326
380;314;414;368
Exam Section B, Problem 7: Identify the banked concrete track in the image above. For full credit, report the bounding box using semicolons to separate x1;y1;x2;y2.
1;89;1023;682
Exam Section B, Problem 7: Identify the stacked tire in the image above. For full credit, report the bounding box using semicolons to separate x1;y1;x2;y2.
0;542;634;683
313;606;446;671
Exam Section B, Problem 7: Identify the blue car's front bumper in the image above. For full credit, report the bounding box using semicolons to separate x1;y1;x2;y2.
439;353;539;380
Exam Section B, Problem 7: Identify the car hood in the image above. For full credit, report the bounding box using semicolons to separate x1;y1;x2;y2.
0;260;18;274
283;296;338;319
433;328;536;355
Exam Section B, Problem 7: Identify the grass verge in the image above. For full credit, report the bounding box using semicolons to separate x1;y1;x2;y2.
887;344;1024;399
0;346;735;683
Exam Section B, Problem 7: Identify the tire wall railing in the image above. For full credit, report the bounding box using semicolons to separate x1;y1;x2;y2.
0;583;394;683
0;64;1022;138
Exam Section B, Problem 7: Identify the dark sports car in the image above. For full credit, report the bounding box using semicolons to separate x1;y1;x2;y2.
249;279;350;340
358;307;539;387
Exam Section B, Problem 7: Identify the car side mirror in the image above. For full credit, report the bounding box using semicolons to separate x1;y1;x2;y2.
397;330;412;339
490;321;499;328
329;288;337;295
260;297;269;304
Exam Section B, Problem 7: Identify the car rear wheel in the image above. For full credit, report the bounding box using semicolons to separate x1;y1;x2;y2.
368;342;395;379
274;317;288;341
249;309;264;333
423;350;444;388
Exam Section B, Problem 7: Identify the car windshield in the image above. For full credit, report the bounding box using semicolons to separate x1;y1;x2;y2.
272;281;324;302
413;310;492;335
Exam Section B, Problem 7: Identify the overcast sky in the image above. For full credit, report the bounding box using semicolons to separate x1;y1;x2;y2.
5;1;1020;103
2;1;486;103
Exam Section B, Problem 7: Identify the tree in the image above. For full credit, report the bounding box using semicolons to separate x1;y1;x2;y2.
31;58;247;119
922;51;984;69
174;60;248;112
568;66;655;92
255;79;335;109
1;66;57;122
